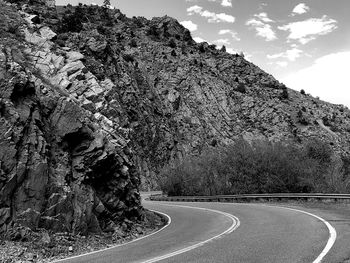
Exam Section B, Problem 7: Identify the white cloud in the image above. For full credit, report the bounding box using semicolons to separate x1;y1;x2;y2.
214;38;230;45
215;13;235;23
193;37;206;43
187;5;235;23
283;51;350;107
187;5;202;13
276;61;288;67
292;3;310;16
255;12;274;23
180;20;198;32
226;47;238;54
246;18;277;41
267;48;303;61
246;12;277;41
219;29;240;41
221;0;232;7
278;15;338;44
208;0;232;7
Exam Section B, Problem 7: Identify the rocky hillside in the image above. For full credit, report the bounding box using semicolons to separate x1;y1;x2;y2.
1;0;350;235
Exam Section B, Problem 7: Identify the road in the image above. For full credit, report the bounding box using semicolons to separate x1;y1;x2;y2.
54;200;350;263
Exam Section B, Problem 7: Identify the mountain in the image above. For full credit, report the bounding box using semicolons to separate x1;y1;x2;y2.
1;0;350;235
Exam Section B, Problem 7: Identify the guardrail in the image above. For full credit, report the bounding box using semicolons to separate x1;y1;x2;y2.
149;193;350;203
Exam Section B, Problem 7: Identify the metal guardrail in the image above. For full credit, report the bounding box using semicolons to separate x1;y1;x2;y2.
149;193;350;203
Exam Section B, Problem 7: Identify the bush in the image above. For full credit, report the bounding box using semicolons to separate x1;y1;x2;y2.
236;83;246;93
159;138;350;196
280;88;289;100
129;38;137;48
168;38;176;48
0;100;6;116
123;53;134;62
198;43;205;53
147;25;159;37
300;89;306;95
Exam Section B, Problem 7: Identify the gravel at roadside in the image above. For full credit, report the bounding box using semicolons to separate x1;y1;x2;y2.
0;210;167;263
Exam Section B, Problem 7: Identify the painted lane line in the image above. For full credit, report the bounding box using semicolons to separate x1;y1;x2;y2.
51;209;171;263
266;205;337;263
141;202;240;263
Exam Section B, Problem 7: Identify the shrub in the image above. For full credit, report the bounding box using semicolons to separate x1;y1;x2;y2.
236;83;246;93
147;25;159;37
209;44;216;50
0;100;6;116
280;88;289;100
159;138;349;196
123;53;134;62
221;45;226;52
297;110;309;125
168;38;176;48
300;89;306;95
198;43;205;53
129;38;137;48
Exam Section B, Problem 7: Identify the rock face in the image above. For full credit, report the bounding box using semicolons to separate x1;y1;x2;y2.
1;0;350;234
0;1;142;235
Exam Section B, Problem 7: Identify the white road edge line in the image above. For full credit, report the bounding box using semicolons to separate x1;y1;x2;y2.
51;209;171;263
265;205;337;263
140;202;240;263
218;202;336;263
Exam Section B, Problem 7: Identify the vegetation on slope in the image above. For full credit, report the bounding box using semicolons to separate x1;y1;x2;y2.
160;138;350;196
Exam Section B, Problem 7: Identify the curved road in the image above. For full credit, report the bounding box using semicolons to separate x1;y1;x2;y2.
54;200;350;263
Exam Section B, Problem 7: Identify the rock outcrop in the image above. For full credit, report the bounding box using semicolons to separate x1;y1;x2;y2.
1;0;350;235
0;1;142;235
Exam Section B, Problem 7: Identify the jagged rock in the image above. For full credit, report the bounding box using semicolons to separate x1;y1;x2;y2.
39;26;56;40
87;37;107;53
66;51;84;62
0;1;143;236
40;231;51;244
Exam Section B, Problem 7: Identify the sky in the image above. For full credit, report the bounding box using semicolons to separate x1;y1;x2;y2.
57;0;350;107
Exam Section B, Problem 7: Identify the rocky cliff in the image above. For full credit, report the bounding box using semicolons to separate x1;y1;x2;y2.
0;1;142;236
1;0;350;235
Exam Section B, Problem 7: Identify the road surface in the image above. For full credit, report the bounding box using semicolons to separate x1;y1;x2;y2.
54;200;350;263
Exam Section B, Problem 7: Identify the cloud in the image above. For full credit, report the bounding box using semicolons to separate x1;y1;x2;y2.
246;12;277;41
255;12;274;23
278;15;338;44
246;19;277;41
187;5;202;13
187;5;235;23
267;48;303;61
208;0;232;7
276;61;288;67
292;3;310;16
180;20;198;32
226;47;237;54
283;51;350;107
214;38;230;45
193;37;206;43
218;29;240;41
221;0;232;7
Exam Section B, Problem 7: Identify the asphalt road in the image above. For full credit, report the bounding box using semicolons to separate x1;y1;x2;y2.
54;200;350;263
